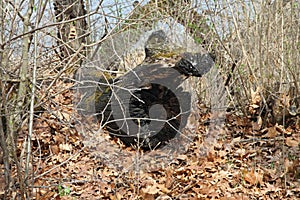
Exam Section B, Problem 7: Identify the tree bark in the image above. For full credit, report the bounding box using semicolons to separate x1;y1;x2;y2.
53;0;89;75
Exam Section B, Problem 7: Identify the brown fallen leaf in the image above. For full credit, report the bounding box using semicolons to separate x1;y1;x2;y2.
252;116;263;131
177;154;188;161
284;158;292;174
243;168;263;186
141;184;159;200
165;169;173;189
50;145;60;155
207;151;215;162
285;137;299;147
266;126;278;138
59;143;73;151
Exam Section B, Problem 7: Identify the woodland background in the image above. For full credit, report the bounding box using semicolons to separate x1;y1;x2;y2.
0;0;299;199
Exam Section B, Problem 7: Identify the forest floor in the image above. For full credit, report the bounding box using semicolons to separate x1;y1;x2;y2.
2;80;299;199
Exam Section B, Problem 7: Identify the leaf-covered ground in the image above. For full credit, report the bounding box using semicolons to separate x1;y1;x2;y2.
2;80;299;199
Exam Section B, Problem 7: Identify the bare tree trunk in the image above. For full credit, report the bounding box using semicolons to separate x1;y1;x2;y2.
53;0;89;75
0;0;34;198
0;116;9;199
0;1;11;199
12;1;34;198
0;0;8;197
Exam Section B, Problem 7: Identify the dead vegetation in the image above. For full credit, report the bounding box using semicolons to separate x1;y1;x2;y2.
0;0;299;199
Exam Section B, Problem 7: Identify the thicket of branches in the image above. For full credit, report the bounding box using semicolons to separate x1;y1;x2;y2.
0;0;299;198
